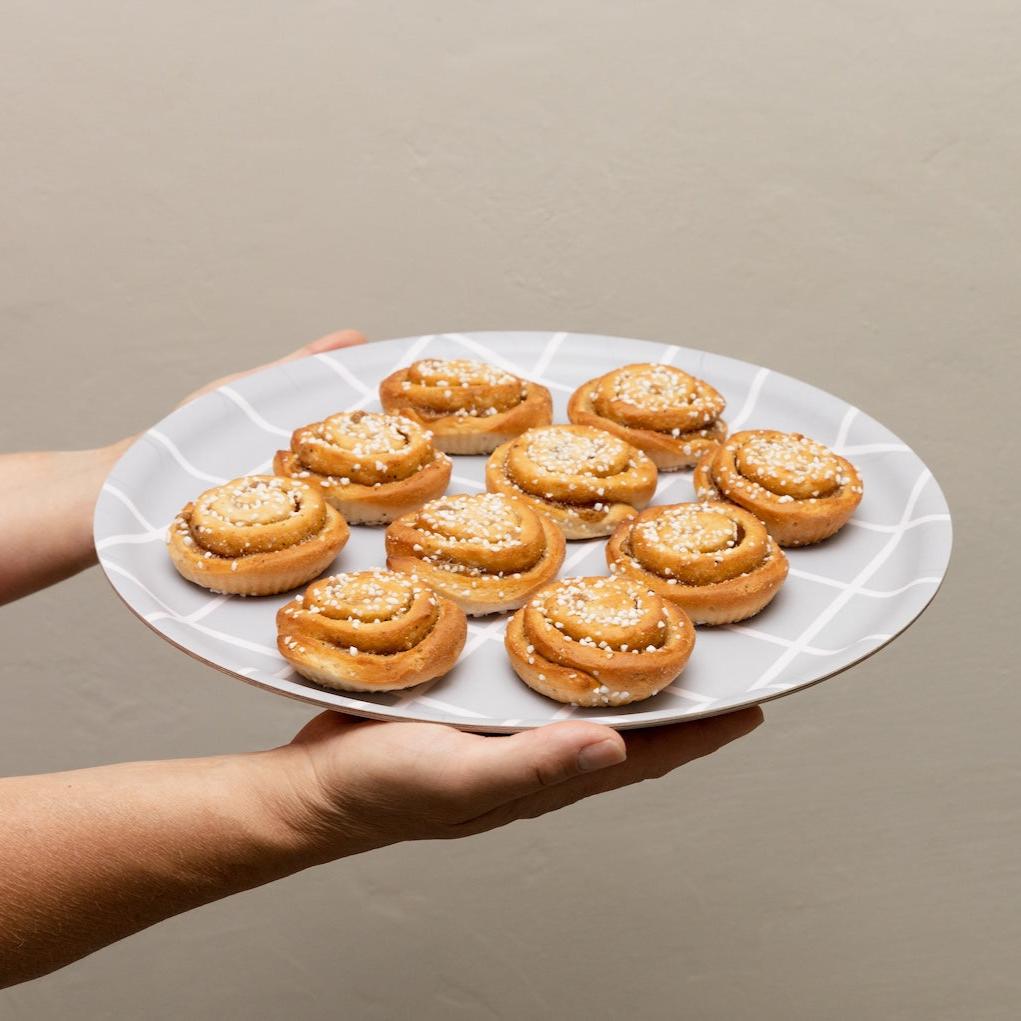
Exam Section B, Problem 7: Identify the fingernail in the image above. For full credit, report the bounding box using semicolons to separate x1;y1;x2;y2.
577;738;627;772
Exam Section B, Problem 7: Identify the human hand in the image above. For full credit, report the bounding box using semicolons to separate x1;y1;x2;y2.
0;328;367;606
0;705;759;986
273;708;764;863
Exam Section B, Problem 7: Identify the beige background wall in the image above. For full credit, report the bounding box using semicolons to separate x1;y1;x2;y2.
1;2;1018;1018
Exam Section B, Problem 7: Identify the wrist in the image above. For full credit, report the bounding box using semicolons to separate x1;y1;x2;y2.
223;748;320;872
73;438;137;570
232;745;375;872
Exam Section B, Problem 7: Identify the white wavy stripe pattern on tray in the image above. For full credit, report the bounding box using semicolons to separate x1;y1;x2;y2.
94;332;952;732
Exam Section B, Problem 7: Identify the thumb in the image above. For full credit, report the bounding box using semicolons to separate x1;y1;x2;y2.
460;722;627;815
175;330;367;408
281;329;366;362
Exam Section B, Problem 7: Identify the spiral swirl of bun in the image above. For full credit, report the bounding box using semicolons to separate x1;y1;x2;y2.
485;425;658;539
693;430;863;546
379;358;553;454
276;569;467;692
273;410;451;525
167;476;348;595
606;502;788;624
385;492;565;616
505;576;695;706
568;363;727;469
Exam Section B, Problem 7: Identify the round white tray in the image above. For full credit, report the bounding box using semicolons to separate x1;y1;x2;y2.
95;332;951;731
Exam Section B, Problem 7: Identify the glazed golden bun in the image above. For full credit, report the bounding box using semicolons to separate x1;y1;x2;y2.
693;430;864;546
379;358;553;454
485;424;658;539
385;492;565;616
273;410;451;525
505;575;695;706
167;475;348;596
276;569;467;692
606;502;788;625
568;362;727;469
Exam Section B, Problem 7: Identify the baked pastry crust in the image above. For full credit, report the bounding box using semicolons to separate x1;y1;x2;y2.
485;425;658;540
606;502;788;625
693;430;863;546
505;576;695;706
277;569;467;692
568;363;727;470
385;492;565;616
167;476;348;596
273;410;451;525
379;358;553;455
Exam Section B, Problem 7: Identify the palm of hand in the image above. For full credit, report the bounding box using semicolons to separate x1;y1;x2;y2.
286;708;763;860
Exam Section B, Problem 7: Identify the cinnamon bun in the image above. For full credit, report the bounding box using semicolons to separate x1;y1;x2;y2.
606;502;788;624
693;430;863;546
277;569;467;692
505;576;695;706
273;410;451;525
485;425;658;539
379;358;553;455
568;363;727;469
385;492;565;616
167;476;348;596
